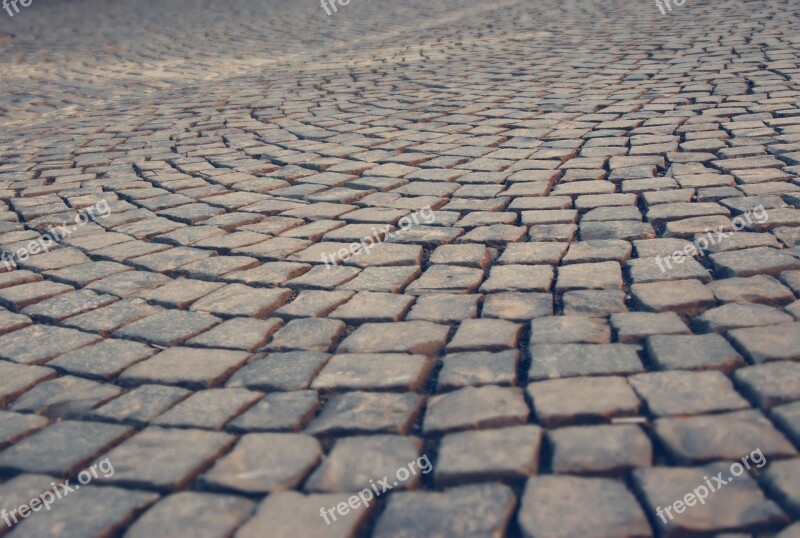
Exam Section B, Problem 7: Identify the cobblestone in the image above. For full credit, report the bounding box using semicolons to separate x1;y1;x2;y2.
1;0;799;534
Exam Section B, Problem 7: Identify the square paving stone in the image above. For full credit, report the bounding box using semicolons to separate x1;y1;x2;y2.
530;316;611;344
20;289;118;323
186;317;284;351
236;491;372;538
125;491;256;538
630;370;750;416
138;278;225;309
479;264;553;293
645;334;745;372
610;312;691;343
0;324;101;364
274;290;354;319
189;284;291;319
266;318;346;352
0;309;32;336
226;351;330;391
88;384;191;426
0;281;75;312
114;310;221;346
772;401;800;447
405;294;479;323
423;385;529;434
226;391;320;433
61;298;162;336
0;411;48;449
435;425;542;486
734;361;800;410
6;485;159;538
528;376;641;427
0;473;57;534
436;351;519;392
118;347;250;390
405;265;484;294
94;426;235;492
0;362;55;406
631;279;717;316
518;476;651;538
481;292;552;320
445;319;522;352
9;375;122;419
46;339;156;380
728;323;800;363
653;410;797;465
304;435;422;493
337;321;449;356
304;391;423;436
632;463;789;537
763;458;800;518
556;261;623;291
528;343;644;380
709;246;800;277
374;484;516;538
329;292;414;323
561;290;628;316
693;302;795;333
87;271;172;297
151;388;263;430
498;242;568;265
707;275;796;306
549;424;652;475
200;433;321;494
311;354;431;392
0;420;132;476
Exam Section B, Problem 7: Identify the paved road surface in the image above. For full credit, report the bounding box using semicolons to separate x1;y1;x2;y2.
0;0;799;536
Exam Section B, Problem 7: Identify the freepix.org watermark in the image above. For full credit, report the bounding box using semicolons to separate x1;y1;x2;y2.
320;0;351;16
1;199;111;271
2;458;115;529
655;448;766;524
3;0;32;18
655;0;686;15
655;204;768;273
320;206;435;269
319;454;433;525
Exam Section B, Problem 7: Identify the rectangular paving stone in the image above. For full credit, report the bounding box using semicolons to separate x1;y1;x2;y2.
0;324;102;365
118;347;250;390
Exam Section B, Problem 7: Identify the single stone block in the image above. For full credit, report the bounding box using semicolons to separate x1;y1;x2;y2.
118;347;250;390
0;411;48;449
226;351;330;391
528;376;641;427
549;424;652;475
89;384;191;426
186;317;283;351
406;294;480;323
445;319;522;352
423;385;529;434
734;362;800;410
151;388;263;430
311;353;431;392
645;334;744;372
0;420;132;476
631;279;716;316
305;435;423;493
125;492;256;538
435;426;542;485
95;426;235;491
629;370;750;416
693;303;794;333
437;350;519;392
266;318;346;352
0;361;55;406
518;476;651;538
374;484;516;538
114;310;221;346
200;433;321;494
529;343;644;380
47;339;156;380
530;316;610;344
653;410;796;464
481;292;552;320
10;375;122;419
305;392;422;436
728;323;800;363
633;463;788;537
338;321;449;356
226;391;320;432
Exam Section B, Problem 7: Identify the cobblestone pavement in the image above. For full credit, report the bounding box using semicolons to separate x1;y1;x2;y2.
1;0;800;536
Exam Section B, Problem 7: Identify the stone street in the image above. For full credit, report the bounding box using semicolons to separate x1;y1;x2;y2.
0;0;799;535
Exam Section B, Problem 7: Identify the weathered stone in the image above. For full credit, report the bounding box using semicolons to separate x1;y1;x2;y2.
549;424;651;475
423;385;529;434
528;376;640;427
